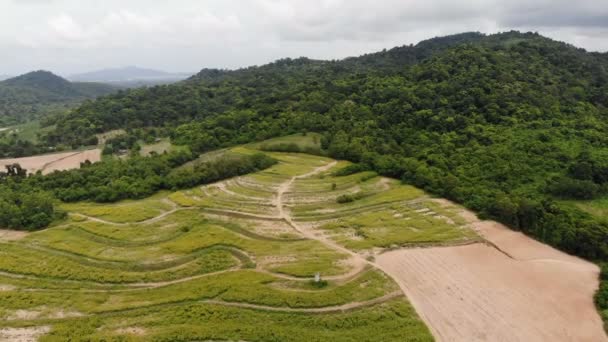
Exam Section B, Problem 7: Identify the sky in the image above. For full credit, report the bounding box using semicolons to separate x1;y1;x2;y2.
1;0;607;76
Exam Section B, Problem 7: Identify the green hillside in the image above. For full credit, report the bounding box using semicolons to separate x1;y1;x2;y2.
39;31;608;259
4;31;608;327
0;70;117;126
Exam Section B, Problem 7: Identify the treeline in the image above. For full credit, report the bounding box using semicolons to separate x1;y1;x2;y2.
30;151;195;202
0;183;58;230
28;151;275;203
0;138;49;158
0;151;276;229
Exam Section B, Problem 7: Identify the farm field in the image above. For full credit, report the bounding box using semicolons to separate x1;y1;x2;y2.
0;148;101;175
378;205;606;341
0;139;604;341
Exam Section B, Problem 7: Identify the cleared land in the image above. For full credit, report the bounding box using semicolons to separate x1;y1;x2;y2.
0;136;602;341
378;202;606;342
0;149;101;174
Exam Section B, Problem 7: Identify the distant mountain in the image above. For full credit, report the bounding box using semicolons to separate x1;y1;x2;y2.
69;66;191;85
0;75;12;81
0;70;117;126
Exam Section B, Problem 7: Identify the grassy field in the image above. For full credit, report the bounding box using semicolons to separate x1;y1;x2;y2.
0;141;481;341
140;138;188;157
564;197;608;221
0;120;56;143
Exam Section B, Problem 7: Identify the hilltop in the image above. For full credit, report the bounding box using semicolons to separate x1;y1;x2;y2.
0;70;117;126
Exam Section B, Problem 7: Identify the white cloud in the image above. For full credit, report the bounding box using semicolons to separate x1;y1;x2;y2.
0;0;607;75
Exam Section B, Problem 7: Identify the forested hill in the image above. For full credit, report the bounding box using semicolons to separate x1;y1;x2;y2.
39;31;608;261
0;70;117;126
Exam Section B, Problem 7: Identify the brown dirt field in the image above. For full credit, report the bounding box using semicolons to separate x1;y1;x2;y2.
0;229;28;241
40;149;101;174
377;243;606;341
0;151;78;174
0;149;101;175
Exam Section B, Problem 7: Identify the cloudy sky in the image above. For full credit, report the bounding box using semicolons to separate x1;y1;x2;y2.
1;0;607;76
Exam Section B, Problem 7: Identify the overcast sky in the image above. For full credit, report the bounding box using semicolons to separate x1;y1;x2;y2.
1;0;607;76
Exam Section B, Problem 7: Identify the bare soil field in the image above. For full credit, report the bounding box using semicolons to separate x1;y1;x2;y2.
378;202;607;342
0;229;28;242
41;149;101;174
0;149;101;174
0;326;50;342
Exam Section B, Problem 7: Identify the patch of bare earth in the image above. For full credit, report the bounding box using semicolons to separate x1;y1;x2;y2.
0;229;28;241
0;284;16;291
41;149;101;174
115;327;147;336
378;199;607;341
0;149;101;175
0;326;50;342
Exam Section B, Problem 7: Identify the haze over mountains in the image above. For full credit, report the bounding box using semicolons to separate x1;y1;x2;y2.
68;66;192;86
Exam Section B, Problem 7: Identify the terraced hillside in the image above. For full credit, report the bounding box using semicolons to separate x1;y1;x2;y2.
0;143;478;341
1;142;602;341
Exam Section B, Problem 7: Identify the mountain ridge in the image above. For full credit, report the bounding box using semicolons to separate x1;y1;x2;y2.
0;70;117;125
69;66;192;83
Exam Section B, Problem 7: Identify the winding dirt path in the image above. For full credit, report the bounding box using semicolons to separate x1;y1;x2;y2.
276;162;368;277
71;207;197;226
203;290;403;313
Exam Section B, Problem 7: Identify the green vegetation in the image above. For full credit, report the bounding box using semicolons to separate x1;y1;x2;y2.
35;32;608;269
567;197;608;219
60;195;173;223
37;299;430;341
4;30;608;332
0;183;58;230
0;150;444;340
0;71;116;126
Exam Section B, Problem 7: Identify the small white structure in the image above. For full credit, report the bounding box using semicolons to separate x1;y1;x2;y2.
314;272;321;283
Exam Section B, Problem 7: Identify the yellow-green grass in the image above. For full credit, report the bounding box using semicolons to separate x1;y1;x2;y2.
60;194;173;223
0;242;238;283
35;299;432;341
57;213;189;243
564;197;608;220
247;132;323;150
0;269;394;317
139;139;186;156
292;171;380;193
0;144;476;340
20;213;349;277
224;180;276;199
319;202;478;250
292;184;427;220
96;129;126;145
